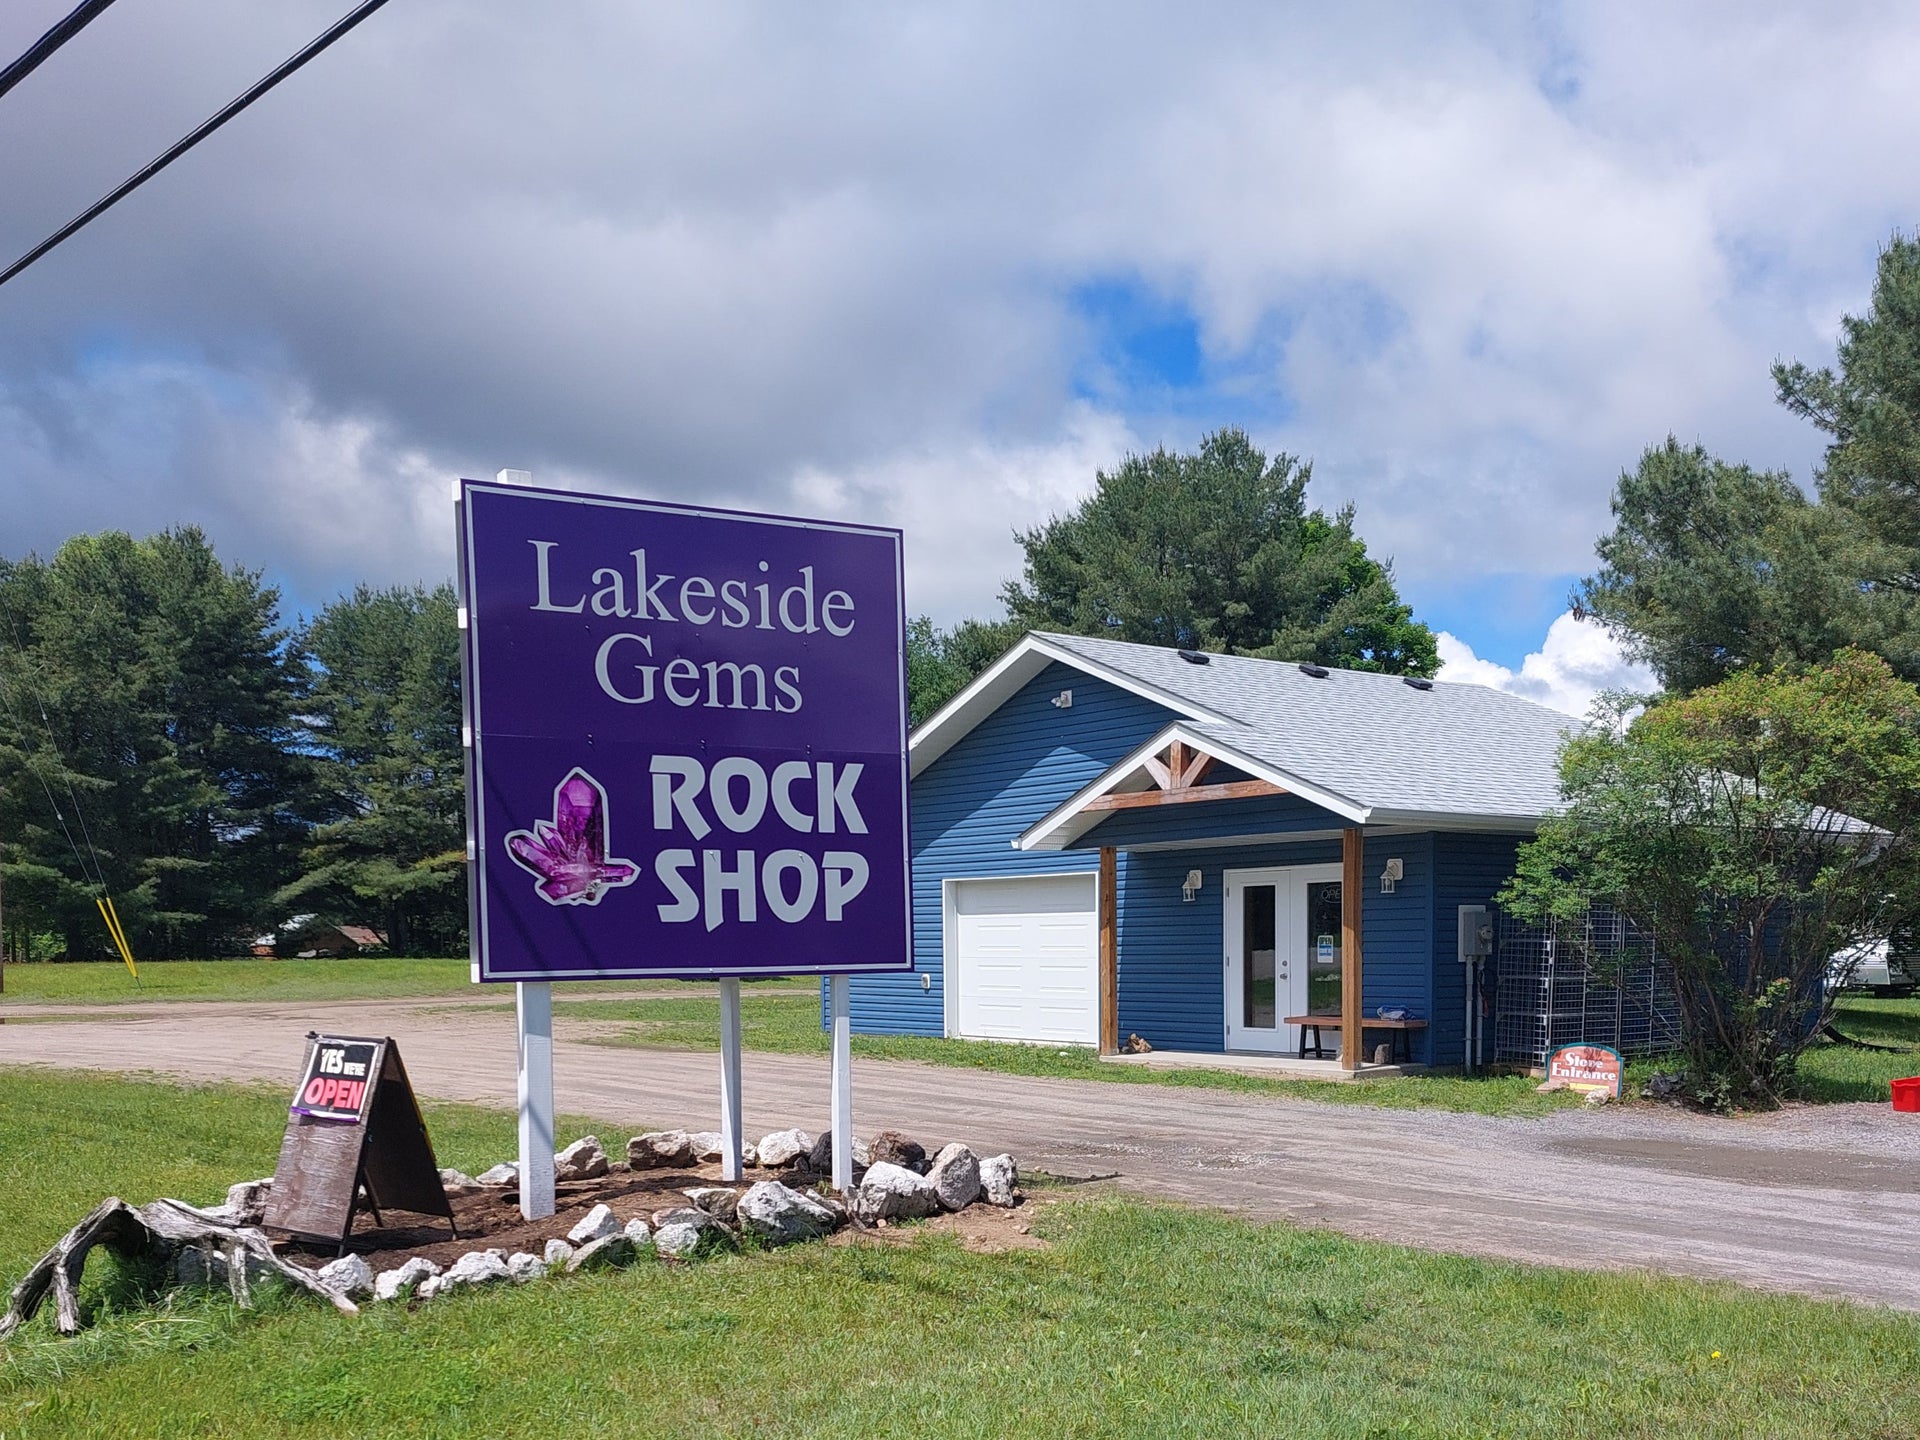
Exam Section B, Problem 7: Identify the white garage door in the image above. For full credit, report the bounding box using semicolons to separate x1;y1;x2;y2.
953;875;1098;1045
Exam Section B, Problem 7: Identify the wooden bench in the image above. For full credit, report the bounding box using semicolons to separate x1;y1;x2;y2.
1284;1014;1428;1063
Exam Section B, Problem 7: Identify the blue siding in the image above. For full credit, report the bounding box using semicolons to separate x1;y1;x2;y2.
843;663;1175;1035
1429;832;1526;1067
1117;835;1436;1057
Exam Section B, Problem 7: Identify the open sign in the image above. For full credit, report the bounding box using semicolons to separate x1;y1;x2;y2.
290;1038;379;1121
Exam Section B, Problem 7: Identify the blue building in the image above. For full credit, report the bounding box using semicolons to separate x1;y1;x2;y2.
847;632;1576;1070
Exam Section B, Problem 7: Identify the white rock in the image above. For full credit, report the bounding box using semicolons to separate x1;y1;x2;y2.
439;1249;512;1292
927;1143;982;1212
1584;1089;1613;1107
689;1130;727;1161
653;1221;712;1258
476;1162;519;1186
554;1135;610;1181
627;1130;694;1168
756;1128;813;1168
567;1203;620;1244
543;1238;575;1265
737;1180;841;1246
566;1233;637;1272
853;1161;939;1222
623;1217;652;1243
316;1252;376;1300
373;1256;442;1302
852;1135;871;1166
979;1154;1018;1207
439;1168;481;1192
506;1252;546;1283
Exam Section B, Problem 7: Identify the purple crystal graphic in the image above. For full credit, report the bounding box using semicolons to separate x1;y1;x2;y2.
505;769;639;906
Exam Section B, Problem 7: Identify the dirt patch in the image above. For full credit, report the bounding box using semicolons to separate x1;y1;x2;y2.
274;1164;1043;1272
277;1163;735;1274
828;1196;1050;1254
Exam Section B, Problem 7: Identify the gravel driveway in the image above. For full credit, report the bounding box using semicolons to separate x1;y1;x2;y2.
7;997;1920;1309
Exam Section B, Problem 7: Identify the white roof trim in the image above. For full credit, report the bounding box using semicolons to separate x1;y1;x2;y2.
908;633;1230;779
1015;723;1373;851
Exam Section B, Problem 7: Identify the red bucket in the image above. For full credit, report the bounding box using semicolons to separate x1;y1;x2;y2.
1892;1077;1920;1113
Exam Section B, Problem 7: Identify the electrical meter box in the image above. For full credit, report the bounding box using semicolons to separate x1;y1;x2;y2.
1457;905;1493;961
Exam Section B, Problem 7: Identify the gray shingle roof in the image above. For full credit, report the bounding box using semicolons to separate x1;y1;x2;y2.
1034;632;1579;823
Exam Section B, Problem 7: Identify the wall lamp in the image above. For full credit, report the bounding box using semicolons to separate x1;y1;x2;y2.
1379;858;1404;894
1181;869;1203;903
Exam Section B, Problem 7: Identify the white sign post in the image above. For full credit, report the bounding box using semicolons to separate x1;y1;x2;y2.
718;976;745;1182
516;980;556;1220
829;974;853;1189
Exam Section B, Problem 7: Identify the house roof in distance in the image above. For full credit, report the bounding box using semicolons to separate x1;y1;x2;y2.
910;630;1580;833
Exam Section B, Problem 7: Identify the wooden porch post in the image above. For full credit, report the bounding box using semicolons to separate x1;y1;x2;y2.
1099;846;1119;1055
1341;827;1363;1071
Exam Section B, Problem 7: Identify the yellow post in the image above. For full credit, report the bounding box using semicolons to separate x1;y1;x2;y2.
96;895;138;981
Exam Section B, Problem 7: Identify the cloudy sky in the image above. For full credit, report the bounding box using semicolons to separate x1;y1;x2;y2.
3;1;1915;714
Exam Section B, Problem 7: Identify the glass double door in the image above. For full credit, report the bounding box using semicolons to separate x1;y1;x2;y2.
1224;864;1344;1054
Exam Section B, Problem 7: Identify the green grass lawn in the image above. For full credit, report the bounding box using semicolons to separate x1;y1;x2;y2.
1794;994;1920;1103
5;1068;1920;1439
556;992;1581;1116
0;957;477;1006
0;959;803;1008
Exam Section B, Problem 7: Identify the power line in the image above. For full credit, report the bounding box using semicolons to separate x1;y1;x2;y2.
0;0;121;103
0;0;395;293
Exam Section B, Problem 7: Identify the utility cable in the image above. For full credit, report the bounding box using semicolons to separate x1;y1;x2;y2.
0;0;394;292
0;0;120;103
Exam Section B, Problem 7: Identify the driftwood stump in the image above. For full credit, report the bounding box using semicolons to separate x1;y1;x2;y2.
0;1197;356;1339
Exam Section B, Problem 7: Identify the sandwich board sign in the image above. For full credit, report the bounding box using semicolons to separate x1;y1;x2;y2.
455;475;912;1212
455;478;912;982
263;1034;455;1250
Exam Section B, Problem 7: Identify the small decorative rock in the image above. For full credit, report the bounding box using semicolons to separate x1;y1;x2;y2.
738;1180;841;1246
804;1131;836;1172
554;1135;610;1182
316;1253;375;1300
852;1135;872;1166
654;1220;724;1259
651;1205;717;1230
623;1217;652;1243
1584;1089;1612;1107
689;1130;727;1162
867;1131;927;1174
926;1143;982;1212
756;1128;813;1168
567;1203;620;1245
221;1178;274;1226
566;1233;638;1272
1647;1073;1684;1101
476;1162;519;1186
439;1168;481;1193
437;1250;512;1294
374;1256;442;1302
853;1161;939;1222
506;1252;546;1283
684;1187;740;1224
979;1154;1018;1207
543;1238;575;1265
627;1130;694;1169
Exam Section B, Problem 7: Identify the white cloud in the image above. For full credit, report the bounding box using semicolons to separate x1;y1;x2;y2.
1437;613;1658;717
1;0;1916;644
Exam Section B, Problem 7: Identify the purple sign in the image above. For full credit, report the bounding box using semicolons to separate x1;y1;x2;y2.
457;479;911;981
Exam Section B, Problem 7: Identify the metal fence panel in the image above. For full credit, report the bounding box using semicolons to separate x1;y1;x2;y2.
1493;906;1681;1065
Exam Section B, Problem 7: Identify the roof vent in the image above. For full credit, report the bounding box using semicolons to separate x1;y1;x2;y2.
1177;649;1210;665
1297;663;1330;679
1402;676;1434;691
